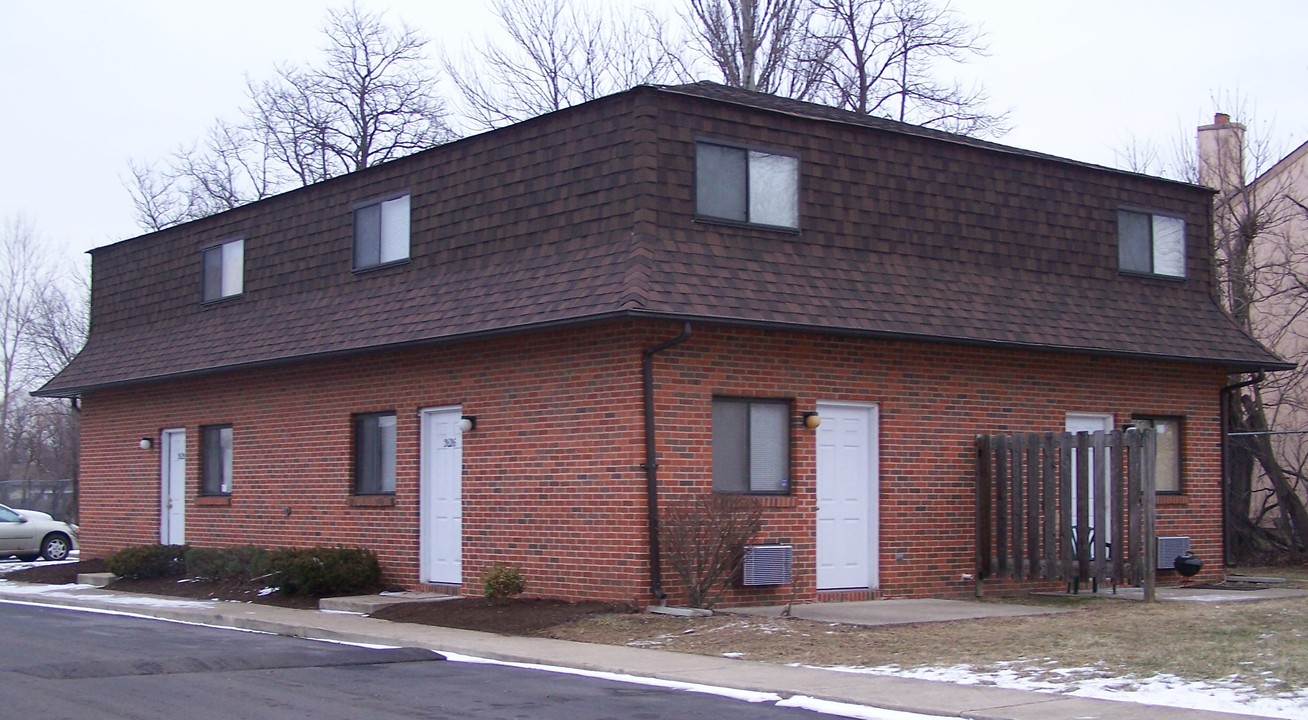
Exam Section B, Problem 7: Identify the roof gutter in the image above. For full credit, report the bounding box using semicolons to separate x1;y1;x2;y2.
641;321;692;602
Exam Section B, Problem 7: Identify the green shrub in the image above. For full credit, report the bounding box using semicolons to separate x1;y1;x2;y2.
184;545;271;582
481;563;526;604
266;547;381;597
107;544;189;579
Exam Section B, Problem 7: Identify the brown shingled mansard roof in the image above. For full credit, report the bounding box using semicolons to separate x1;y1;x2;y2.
36;82;1289;397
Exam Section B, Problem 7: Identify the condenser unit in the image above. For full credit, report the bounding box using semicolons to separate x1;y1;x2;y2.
741;544;793;586
1157;536;1191;570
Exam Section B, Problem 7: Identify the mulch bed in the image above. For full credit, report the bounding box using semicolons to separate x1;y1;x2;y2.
5;559;635;633
370;597;636;635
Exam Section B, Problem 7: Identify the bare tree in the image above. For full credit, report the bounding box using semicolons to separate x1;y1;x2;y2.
809;0;1005;135
681;0;828;99
447;0;678;131
0;218;50;475
128;3;453;231
1188;102;1308;561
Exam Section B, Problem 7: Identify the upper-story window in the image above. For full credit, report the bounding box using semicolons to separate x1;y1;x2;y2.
202;239;244;302
354;195;410;270
1118;210;1184;278
696;142;799;229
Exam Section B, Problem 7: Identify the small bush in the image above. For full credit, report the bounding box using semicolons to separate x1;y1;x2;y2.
107;544;189;579
266;547;381;597
482;563;526;604
184;545;271;582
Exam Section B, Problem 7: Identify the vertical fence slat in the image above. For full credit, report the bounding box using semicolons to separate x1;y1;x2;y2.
995;435;1008;577
1092;431;1108;586
1127;429;1143;587
976;435;992;583
1026;439;1040;580
1110;430;1125;583
1011;434;1025;580
1042;433;1057;579
1075;432;1091;585
1059;432;1074;583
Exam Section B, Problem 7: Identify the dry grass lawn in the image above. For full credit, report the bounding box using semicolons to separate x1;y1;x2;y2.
545;567;1308;694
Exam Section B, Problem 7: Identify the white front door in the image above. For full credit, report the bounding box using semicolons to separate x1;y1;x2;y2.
420;407;463;585
816;402;879;590
1066;412;1113;543
160;428;186;545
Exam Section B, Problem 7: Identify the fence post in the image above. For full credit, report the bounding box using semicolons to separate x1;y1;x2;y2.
1142;429;1158;603
975;435;992;596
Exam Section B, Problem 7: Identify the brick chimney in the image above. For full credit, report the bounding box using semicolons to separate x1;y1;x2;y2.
1198;112;1245;194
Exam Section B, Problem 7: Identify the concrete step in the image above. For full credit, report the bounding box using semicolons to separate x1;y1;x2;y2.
77;572;116;587
319;592;459;614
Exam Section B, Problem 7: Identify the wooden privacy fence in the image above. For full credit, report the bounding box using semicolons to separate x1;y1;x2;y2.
975;429;1158;601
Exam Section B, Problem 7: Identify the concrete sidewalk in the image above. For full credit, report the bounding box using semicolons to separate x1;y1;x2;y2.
0;582;1274;720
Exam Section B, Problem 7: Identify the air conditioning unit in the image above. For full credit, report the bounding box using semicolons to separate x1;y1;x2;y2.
741;544;793;586
1157;536;1191;570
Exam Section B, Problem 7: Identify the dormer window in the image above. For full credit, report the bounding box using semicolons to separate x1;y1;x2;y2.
354;195;410;269
1119;210;1184;278
202;239;244;302
696;142;799;229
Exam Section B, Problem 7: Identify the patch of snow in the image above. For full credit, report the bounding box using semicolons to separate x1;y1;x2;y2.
0;580;213;608
0;558;78;576
257;587;277;596
722;652;744;659
810;663;1308;719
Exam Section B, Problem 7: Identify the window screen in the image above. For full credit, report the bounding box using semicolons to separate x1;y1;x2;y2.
1133;416;1181;493
201;425;233;495
354;412;397;494
712;398;790;493
354;195;409;269
1119;210;1184;278
696;143;798;228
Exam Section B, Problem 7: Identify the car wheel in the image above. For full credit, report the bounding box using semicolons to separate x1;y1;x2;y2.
40;533;71;561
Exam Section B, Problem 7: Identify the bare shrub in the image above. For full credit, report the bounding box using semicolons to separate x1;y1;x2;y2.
661;494;764;608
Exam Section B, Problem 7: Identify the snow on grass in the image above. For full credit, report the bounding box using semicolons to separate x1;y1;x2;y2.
0;556;79;576
0;578;214;609
810;662;1308;719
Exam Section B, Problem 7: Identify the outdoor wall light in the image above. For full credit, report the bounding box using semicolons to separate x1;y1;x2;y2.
802;411;821;430
458;415;477;433
139;437;154;450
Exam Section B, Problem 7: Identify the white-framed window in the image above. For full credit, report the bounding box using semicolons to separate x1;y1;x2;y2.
696;142;799;229
1118;210;1185;277
1132;416;1182;494
712;397;790;494
202;239;244;302
354;412;397;495
354;195;410;269
200;425;233;496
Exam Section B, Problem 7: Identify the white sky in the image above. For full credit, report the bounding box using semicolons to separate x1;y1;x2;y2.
2;0;1305;270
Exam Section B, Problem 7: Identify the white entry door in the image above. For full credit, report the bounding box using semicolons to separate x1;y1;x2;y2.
1066;412;1113;543
816;402;879;590
420;407;464;585
160;428;186;545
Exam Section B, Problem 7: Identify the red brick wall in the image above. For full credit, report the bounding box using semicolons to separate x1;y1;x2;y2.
78;320;1225;604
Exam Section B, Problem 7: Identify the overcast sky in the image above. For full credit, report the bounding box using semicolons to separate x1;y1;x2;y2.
2;0;1305;270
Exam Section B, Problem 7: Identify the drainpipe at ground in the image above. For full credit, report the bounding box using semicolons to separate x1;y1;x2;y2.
641;322;692;603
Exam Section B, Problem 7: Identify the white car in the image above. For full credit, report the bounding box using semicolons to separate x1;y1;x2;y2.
0;504;77;561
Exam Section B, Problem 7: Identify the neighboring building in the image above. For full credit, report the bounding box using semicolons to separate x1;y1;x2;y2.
37;83;1286;605
1199;113;1308;536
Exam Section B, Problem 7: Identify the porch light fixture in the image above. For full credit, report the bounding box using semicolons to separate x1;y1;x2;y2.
139;437;154;450
458;415;477;433
802;412;821;430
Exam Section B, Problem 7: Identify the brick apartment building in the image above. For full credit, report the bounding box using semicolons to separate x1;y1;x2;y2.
37;83;1287;605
